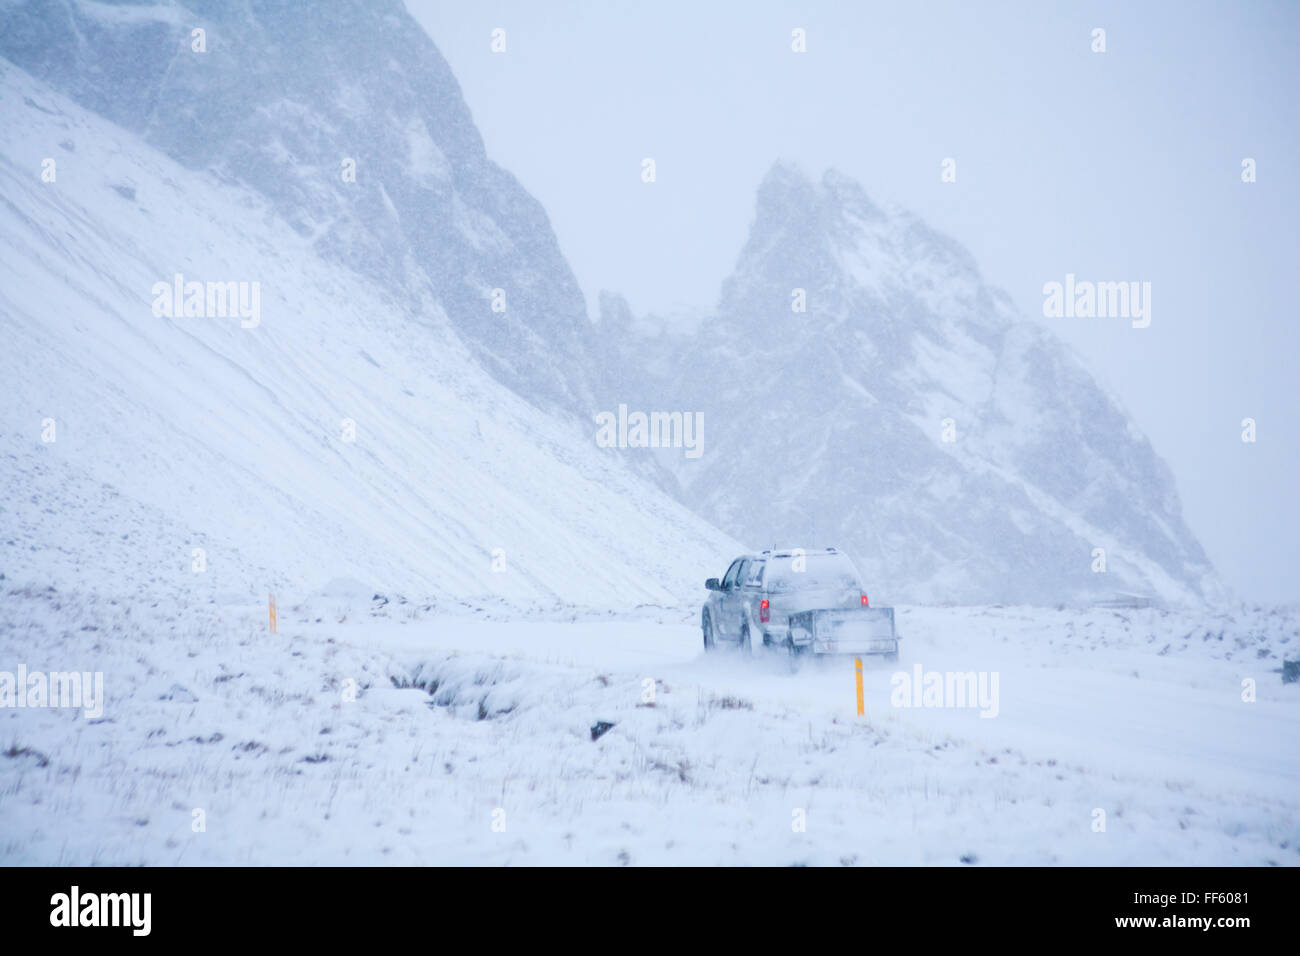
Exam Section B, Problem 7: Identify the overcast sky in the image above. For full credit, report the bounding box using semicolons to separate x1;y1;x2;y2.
407;0;1300;605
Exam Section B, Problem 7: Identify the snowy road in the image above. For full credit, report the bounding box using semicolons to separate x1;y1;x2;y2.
3;590;1296;865
347;607;1300;807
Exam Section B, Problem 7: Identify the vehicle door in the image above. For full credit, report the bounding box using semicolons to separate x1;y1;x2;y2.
741;558;766;632
721;557;750;638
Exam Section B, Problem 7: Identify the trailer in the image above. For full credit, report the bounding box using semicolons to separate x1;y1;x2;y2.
788;606;898;659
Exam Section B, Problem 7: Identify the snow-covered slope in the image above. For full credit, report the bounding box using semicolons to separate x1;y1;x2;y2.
0;0;596;413
0;61;738;606
602;164;1222;607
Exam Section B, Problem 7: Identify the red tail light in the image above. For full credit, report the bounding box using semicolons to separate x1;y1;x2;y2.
760;599;770;622
861;594;869;607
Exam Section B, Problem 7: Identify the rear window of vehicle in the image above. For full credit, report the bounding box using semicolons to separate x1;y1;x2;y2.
764;553;860;593
744;560;766;586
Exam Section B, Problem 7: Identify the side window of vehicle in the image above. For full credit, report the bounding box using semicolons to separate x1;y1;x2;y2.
734;559;750;589
745;560;765;587
721;560;742;590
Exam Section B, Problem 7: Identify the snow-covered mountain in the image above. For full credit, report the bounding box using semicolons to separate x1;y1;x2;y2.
4;3;1295;874
600;164;1222;606
0;0;595;413
0;0;1221;609
0;60;737;606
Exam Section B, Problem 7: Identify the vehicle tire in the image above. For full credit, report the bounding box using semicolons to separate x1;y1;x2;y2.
702;610;715;651
739;624;752;655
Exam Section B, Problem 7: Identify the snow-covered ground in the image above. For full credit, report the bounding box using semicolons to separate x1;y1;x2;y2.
3;583;1295;865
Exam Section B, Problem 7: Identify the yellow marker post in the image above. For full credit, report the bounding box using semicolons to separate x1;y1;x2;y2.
854;657;864;716
269;593;277;634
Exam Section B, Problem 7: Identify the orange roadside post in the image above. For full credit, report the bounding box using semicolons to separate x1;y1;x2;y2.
855;657;864;716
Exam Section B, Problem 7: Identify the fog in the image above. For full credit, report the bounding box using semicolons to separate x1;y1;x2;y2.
410;0;1300;604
